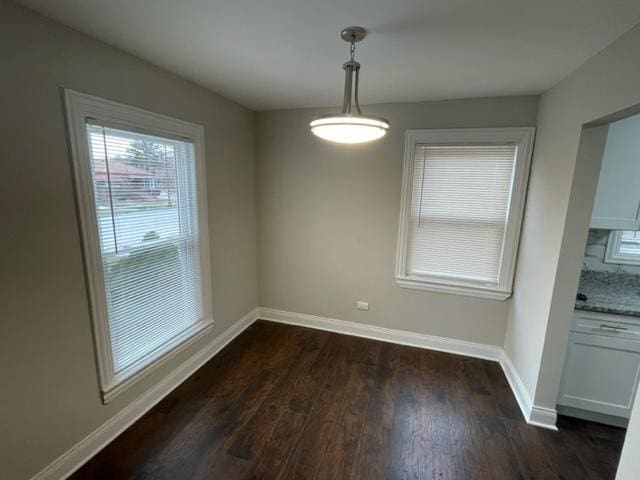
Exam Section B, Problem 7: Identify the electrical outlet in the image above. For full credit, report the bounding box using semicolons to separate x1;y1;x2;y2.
356;301;369;311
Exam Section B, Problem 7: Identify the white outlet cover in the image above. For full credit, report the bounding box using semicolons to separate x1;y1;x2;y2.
356;301;369;311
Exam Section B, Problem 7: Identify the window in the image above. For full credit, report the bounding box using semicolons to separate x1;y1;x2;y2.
605;230;640;265
395;128;535;300
65;90;212;402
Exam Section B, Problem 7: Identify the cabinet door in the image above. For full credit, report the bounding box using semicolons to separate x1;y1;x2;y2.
558;332;640;418
591;115;640;230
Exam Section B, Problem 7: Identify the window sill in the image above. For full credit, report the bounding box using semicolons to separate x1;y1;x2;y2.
101;318;214;404
395;276;511;301
603;255;640;266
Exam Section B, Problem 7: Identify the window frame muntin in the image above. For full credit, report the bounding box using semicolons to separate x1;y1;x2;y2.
395;127;535;300
64;89;213;403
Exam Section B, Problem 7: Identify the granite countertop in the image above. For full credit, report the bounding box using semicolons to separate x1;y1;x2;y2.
575;270;640;317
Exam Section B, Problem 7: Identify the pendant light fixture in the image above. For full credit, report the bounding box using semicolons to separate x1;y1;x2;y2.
309;26;390;144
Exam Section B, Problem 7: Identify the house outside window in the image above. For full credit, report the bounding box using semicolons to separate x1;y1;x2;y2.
64;90;212;402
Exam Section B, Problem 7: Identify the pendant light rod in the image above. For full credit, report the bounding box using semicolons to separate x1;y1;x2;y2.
342;60;361;114
353;67;362;114
340;27;366;115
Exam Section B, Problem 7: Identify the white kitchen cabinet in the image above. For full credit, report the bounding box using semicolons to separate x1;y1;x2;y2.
558;311;640;419
591;114;640;230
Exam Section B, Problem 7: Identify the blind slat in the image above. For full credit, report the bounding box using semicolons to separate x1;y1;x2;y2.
407;144;516;284
86;124;204;374
619;230;640;256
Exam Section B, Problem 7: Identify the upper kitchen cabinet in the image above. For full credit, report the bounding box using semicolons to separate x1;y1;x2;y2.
591;114;640;230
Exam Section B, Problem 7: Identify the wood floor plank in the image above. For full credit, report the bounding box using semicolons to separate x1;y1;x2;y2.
132;322;302;479
194;452;250;479
472;417;524;480
225;328;330;461
279;337;353;479
504;418;560;480
343;335;383;366
70;322;626;480
315;362;376;480
242;409;307;479
141;370;279;479
484;360;523;421
538;426;591;480
388;344;435;480
70;321;296;480
350;344;399;479
554;416;625;480
286;332;341;414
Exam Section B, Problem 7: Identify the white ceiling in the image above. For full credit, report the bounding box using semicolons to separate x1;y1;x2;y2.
18;0;640;111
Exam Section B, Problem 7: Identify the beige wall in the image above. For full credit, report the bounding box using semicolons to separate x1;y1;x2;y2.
256;97;538;346
504;23;640;409
0;2;257;479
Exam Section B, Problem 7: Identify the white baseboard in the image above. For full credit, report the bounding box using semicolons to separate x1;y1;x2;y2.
499;349;534;422
259;307;558;430
499;350;558;430
258;307;503;361
556;405;628;428
529;406;559;429
32;308;260;480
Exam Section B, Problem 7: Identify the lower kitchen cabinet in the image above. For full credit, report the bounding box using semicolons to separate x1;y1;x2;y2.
558;311;640;421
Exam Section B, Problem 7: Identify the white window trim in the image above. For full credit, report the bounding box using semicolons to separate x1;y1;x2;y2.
395;127;535;301
605;230;640;266
64;89;213;403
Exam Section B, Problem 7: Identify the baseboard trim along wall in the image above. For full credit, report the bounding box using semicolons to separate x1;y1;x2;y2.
31;308;260;480
259;307;558;431
259;307;503;361
33;305;557;480
499;351;558;430
557;405;628;428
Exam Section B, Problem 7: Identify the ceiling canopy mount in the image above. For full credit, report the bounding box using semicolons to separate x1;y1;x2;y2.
340;26;367;43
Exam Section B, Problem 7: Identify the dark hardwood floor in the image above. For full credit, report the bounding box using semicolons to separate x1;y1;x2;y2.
71;320;626;479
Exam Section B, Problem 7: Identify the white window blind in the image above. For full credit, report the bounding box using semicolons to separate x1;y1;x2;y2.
616;231;640;256
605;230;640;266
86;123;205;375
407;144;516;284
396;128;534;299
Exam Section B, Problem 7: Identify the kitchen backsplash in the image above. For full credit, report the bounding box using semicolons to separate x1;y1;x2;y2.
584;228;640;274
